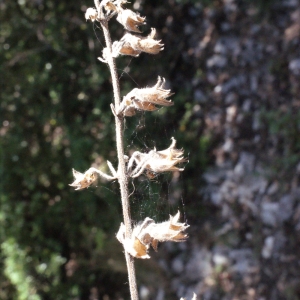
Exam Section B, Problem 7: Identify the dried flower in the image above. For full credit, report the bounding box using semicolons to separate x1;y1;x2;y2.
119;76;173;116
112;28;164;57
116;211;189;258
69;168;97;190
116;8;146;33
85;7;98;22
127;137;187;178
70;166;116;190
116;222;150;259
148;211;189;245
112;38;141;57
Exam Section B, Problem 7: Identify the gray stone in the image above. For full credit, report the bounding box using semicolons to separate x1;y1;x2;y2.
261;236;274;259
289;58;300;75
261;202;279;227
278;194;294;222
207;55;228;68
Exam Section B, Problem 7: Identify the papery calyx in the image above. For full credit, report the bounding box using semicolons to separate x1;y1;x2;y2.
112;28;164;57
116;211;189;258
116;8;146;32
69;165;117;190
69;169;97;190
127;137;187;178
120;76;173;116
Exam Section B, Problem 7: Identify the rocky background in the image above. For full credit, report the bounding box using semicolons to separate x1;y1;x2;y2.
146;0;300;299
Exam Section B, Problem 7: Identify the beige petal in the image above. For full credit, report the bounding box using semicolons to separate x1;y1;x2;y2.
132;237;149;258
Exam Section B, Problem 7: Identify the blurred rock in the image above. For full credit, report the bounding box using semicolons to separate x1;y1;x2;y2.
289;58;300;75
261;201;279;227
278;194;294;222
262;236;274;259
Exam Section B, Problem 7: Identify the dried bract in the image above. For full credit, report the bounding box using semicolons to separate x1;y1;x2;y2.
70;166;116;190
112;39;141;58
119;76;173;116
85;7;98;22
136;28;163;54
128;137;187;178
117;211;189;258
116;8;146;33
116;222;150;259
148;211;189;244
69;168;97;190
112;28;164;58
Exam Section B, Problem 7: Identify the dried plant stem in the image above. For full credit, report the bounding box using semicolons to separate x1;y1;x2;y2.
100;20;139;300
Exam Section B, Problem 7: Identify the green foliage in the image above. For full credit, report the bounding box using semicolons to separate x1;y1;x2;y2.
1;237;66;300
1;0;125;298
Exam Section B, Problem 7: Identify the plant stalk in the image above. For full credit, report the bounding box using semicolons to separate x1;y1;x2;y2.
100;20;139;300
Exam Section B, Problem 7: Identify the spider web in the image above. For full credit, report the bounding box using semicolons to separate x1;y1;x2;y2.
91;23;187;225
124;110;186;224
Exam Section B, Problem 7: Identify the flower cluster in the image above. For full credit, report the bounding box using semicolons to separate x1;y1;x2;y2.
116;7;145;32
116;211;189;259
127;137;187;178
111;28;164;58
86;0;146;31
119;76;173;116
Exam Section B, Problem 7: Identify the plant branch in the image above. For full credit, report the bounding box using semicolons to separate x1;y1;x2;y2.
100;18;139;300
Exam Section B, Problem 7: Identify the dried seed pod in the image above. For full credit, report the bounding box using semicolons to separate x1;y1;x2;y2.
119;76;173;116
116;222;150;259
127;137;187;178
116;8;146;33
116;212;189;258
112;40;141;57
69;169;97;190
112;29;164;57
69;166;116;190
147;211;189;245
